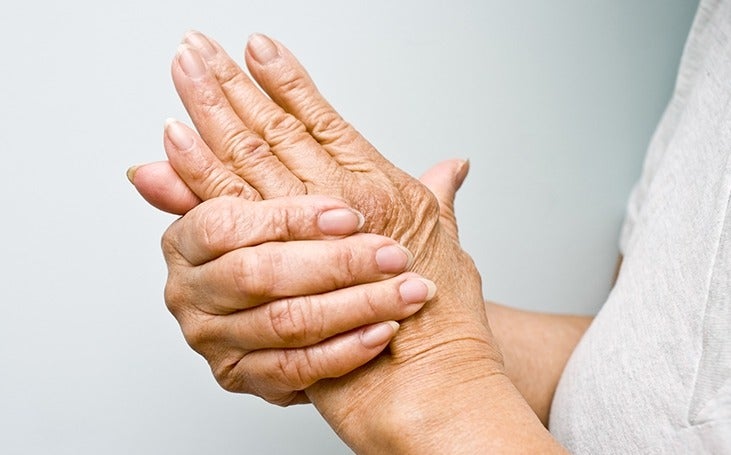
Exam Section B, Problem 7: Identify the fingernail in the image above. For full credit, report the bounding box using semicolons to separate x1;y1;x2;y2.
248;33;279;64
375;244;413;273
177;44;207;79
318;208;365;235
455;159;470;189
361;321;399;349
399;278;437;304
184;30;217;59
126;165;139;184
165;118;194;150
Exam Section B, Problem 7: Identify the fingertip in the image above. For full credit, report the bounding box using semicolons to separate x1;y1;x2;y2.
132;161;201;215
164;118;195;151
455;158;470;190
247;33;280;65
126;165;139;185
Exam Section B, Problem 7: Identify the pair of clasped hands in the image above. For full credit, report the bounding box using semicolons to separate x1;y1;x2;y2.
130;32;559;453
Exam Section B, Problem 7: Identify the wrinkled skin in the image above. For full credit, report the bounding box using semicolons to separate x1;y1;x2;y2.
134;32;508;452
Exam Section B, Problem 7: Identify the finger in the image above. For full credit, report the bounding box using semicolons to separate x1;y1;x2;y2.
418;159;469;240
162;195;366;266
188;273;435;350
211;321;400;405
171;43;305;198
180;32;343;184
244;33;389;171
185;234;414;314
163;118;261;202
127;161;201;215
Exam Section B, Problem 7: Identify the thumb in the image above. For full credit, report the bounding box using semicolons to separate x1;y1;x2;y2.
127;161;201;215
419;159;469;240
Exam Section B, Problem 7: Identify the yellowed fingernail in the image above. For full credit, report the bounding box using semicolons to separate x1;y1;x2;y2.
126;165;139;184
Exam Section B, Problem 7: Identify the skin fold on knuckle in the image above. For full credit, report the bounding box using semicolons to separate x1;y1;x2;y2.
260;203;320;242
190;83;229;114
216;64;255;99
220;127;269;166
179;312;218;355
197;200;244;256
263;205;297;241
200;165;250;201
274;348;319;391
266;297;310;345
262;110;309;148
330;241;362;288
163;278;187;316
274;68;309;99
229;246;285;305
212;356;249;394
160;220;191;267
308;108;352;144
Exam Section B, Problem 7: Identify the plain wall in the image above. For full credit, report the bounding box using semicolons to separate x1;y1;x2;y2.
0;1;698;453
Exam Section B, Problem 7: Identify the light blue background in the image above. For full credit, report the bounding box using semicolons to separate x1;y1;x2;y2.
0;1;698;453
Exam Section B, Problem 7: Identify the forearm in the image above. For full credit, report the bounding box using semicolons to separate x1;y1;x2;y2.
316;346;567;454
485;301;593;425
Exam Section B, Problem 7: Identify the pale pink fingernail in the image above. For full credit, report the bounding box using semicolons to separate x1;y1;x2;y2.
318;208;365;235
248;33;279;64
399;278;437;304
361;321;399;349
165;118;194;150
375;244;413;273
177;44;207;79
184;30;217;59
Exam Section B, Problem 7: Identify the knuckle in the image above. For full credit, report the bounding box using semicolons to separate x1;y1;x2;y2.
217;178;257;201
267;296;322;345
199;167;252;201
359;287;382;319
222;128;269;164
274;349;317;390
212;359;245;393
160;222;181;261
266;205;305;241
195;84;226;111
263;111;307;146
331;242;359;285
197;202;239;253
179;315;211;352
230;251;271;301
163;278;186;316
217;66;250;95
310;109;350;140
277;69;307;95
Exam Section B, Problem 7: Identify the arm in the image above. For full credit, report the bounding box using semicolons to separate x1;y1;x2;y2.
131;32;567;453
486;302;592;426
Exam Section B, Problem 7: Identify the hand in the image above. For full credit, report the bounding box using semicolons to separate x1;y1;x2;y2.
132;32;560;452
162;194;436;406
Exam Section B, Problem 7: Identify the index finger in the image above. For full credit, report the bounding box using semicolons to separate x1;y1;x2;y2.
162;195;364;266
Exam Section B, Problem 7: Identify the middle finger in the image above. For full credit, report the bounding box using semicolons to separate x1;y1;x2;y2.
172;43;305;198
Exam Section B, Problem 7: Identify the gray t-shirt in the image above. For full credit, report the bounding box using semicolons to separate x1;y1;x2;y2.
550;0;731;452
